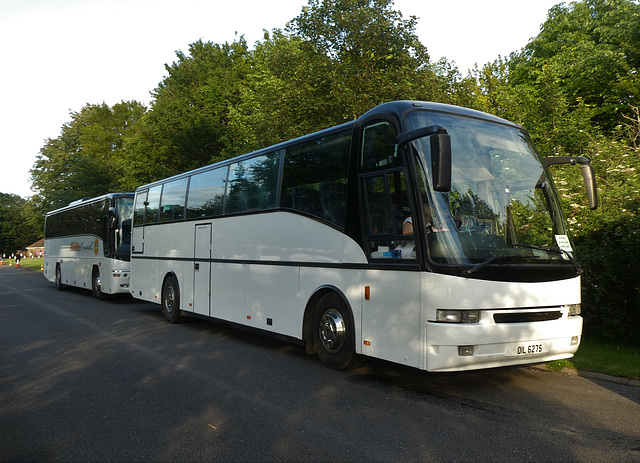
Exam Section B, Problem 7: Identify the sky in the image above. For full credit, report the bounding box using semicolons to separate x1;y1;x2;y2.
0;0;563;198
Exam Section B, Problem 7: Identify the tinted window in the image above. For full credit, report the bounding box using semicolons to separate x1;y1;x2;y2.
45;200;105;238
361;121;398;169
133;190;147;226
145;186;162;224
281;130;351;227
160;178;188;222
226;152;280;214
363;169;416;260
186;167;228;218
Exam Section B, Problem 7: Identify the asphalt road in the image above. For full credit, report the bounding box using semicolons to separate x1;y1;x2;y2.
1;265;639;462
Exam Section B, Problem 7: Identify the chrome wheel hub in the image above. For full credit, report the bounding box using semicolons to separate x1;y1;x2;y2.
319;308;346;353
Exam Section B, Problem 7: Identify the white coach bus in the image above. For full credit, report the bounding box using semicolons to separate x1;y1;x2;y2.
130;101;597;372
44;193;134;299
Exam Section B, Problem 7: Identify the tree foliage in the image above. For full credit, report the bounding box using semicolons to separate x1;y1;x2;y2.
508;0;640;154
564;114;640;344
122;40;250;189
30;101;146;210
0;193;40;254
286;0;436;114
224;31;337;153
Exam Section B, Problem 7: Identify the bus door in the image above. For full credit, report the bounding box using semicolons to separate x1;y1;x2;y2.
358;119;423;368
193;223;212;316
132;190;147;254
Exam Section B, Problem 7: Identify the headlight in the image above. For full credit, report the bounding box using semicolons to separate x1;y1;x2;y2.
436;309;480;323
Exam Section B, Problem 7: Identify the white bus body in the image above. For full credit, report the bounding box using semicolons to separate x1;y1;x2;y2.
130;101;596;372
44;193;134;298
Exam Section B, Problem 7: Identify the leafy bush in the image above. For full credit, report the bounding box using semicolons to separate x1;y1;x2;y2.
560;119;640;346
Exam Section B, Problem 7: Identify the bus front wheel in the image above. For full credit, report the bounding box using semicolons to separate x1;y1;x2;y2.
312;292;362;370
162;275;184;323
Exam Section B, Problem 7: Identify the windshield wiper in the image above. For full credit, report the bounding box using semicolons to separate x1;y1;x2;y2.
462;254;538;277
511;244;583;275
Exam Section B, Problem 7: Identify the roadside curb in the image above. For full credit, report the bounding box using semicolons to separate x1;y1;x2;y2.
532;364;639;388
578;370;640;388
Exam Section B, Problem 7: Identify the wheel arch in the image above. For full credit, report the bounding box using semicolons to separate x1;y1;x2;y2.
302;285;355;355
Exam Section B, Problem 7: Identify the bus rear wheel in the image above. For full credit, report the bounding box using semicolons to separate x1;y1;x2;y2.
92;267;105;300
55;264;65;291
162;275;184;323
312;293;362;370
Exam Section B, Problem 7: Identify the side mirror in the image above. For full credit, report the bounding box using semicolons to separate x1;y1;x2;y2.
107;207;118;229
542;156;598;210
398;125;452;192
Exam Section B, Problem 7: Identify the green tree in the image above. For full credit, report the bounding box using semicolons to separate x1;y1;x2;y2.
468;57;515;119
287;0;436;114
224;30;339;153
508;0;640;154
30;101;146;210
430;58;482;109
225;0;452;153
0;193;40;254
123;39;251;188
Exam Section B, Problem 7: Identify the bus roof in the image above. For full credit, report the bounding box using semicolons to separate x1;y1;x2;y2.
134;100;520;192
46;192;134;216
361;100;518;127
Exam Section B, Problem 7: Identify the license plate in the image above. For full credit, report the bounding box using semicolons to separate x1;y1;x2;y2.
508;342;547;356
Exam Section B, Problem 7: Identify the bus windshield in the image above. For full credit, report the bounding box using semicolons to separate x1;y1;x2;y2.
406;110;572;270
114;196;134;260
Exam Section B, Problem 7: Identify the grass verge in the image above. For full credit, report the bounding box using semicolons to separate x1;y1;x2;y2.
547;338;640;380
2;257;43;271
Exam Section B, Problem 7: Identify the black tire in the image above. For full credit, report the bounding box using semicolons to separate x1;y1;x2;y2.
92;268;106;300
55;264;65;291
162;275;184;323
312;292;363;370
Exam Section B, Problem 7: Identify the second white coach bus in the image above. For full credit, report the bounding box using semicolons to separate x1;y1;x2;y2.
44;193;134;298
130;101;597;372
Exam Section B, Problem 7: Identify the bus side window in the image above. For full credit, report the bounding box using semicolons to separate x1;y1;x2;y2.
226;152;279;214
281;130;350;228
159;178;188;222
133;190;147;226
361;121;398;169
145;186;162;224
186;167;227;218
362;170;415;260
